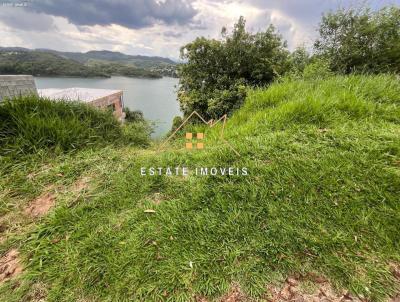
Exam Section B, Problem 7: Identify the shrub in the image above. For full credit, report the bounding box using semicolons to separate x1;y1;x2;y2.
0;95;151;157
302;58;334;80
170;116;183;131
123;107;145;123
206;83;247;118
121;121;153;147
287;46;311;75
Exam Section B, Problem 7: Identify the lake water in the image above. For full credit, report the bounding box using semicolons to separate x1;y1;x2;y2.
34;76;181;137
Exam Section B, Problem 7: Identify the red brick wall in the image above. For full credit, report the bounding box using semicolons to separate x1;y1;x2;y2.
90;92;124;121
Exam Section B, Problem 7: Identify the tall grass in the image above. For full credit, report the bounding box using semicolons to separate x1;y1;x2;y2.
0;95;151;157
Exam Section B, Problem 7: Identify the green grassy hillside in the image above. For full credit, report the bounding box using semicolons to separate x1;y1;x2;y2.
0;75;399;301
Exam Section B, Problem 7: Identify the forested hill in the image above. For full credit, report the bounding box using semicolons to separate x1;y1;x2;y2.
0;47;177;78
38;49;176;67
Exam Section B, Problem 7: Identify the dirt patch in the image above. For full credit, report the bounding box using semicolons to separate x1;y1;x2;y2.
24;192;56;218
389;263;400;302
390;263;400;280
390;294;400;302
139;192;167;208
195;285;247;302
151;192;165;205
0;211;29;244
0;249;23;284
24;282;48;302
26;164;53;181
65;177;92;208
0;222;7;234
72;177;90;193
0;222;8;244
220;284;247;302
265;275;363;302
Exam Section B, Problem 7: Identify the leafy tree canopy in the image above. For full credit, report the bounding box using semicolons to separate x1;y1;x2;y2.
178;16;290;119
314;6;400;74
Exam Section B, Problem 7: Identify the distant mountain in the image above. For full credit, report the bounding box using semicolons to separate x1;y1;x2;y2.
0;47;177;78
37;49;176;65
0;50;108;77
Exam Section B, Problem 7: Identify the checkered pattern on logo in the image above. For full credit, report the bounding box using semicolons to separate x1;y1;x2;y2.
185;132;204;149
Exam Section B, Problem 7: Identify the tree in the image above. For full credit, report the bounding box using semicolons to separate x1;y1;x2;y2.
314;6;400;74
289;46;311;74
178;17;290;119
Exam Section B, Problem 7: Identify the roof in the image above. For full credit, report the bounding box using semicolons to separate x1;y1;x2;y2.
38;87;122;103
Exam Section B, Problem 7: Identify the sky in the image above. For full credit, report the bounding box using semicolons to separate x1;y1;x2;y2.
0;0;399;60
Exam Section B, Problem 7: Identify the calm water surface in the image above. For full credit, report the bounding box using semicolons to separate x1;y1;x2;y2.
35;76;181;137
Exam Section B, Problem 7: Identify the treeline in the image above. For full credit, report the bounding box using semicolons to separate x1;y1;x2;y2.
0;50;165;78
177;6;400;120
87;61;162;79
0;51;108;77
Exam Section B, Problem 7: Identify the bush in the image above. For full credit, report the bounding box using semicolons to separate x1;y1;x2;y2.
206;83;247;118
121;121;153;147
0;95;151;157
302;58;334;80
170;116;183;131
288;46;311;75
123;107;145;123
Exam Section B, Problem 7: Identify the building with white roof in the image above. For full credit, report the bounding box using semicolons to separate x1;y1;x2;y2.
38;87;125;121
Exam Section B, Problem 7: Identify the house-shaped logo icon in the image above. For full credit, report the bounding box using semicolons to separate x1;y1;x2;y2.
161;111;240;156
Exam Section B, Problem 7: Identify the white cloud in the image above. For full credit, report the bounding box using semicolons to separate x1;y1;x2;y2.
0;7;56;31
0;0;398;58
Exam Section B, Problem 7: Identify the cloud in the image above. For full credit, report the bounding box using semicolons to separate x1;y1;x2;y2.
244;0;400;49
245;8;314;50
28;0;198;29
1;0;398;59
0;7;56;31
163;30;184;38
